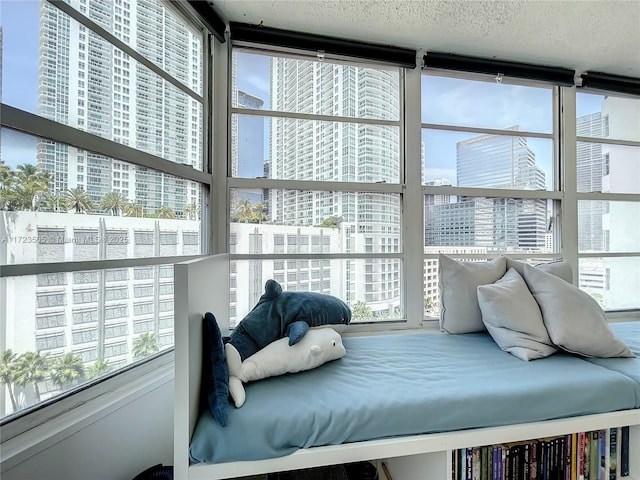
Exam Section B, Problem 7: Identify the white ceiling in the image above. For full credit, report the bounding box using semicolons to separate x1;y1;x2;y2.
209;0;640;79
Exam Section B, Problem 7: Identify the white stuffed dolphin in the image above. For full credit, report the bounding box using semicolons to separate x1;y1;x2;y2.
226;327;346;408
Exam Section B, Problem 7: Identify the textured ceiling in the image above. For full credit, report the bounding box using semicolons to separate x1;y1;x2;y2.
209;0;640;78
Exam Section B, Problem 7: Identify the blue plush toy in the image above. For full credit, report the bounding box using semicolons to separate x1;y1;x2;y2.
225;279;352;361
204;280;351;426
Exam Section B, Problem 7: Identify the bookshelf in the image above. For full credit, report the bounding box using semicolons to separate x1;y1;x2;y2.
379;416;639;480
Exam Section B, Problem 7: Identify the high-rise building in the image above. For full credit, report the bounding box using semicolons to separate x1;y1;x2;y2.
36;0;202;215
426;129;547;252
264;58;402;313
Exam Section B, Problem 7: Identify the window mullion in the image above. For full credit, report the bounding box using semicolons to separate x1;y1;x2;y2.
404;64;424;327
560;86;579;283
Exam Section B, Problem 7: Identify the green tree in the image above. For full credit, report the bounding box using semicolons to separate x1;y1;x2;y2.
50;353;85;391
65;187;94;214
86;360;112;380
183;202;199;220
5;164;53;210
133;333;160;359
233;198;255;223
99;192;128;216
124;200;144;217
13;351;50;404
316;215;342;228
156;206;176;219
351;300;373;320
42;191;67;212
0;350;19;412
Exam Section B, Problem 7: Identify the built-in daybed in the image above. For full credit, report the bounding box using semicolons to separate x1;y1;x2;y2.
174;255;640;480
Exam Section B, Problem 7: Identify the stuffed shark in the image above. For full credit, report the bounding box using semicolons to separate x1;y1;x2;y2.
225;279;351;361
226;327;346;408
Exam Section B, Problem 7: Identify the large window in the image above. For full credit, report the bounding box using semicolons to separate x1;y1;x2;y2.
229;50;403;326
0;0;210;423
576;92;640;310
421;74;560;317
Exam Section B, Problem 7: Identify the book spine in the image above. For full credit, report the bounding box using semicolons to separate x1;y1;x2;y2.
481;446;488;480
460;448;467;480
590;431;599;480
599;430;606;480
467;447;473;480
584;431;591;480
571;433;578;480
523;442;530;480
621;426;629;477
578;432;585;480
530;441;538;480
609;428;617;480
474;447;481;480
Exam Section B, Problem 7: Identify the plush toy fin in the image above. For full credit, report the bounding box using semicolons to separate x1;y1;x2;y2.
225;343;244;381
286;320;309;345
310;345;321;354
202;312;229;427
228;375;246;408
263;279;282;299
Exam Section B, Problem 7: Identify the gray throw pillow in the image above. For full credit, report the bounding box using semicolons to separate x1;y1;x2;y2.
522;264;635;358
506;257;573;284
439;254;507;334
477;268;557;361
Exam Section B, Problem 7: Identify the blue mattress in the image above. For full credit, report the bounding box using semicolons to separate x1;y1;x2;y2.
585;321;640;383
190;327;640;465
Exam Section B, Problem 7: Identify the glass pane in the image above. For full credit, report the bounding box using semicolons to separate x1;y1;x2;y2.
232;51;400;121
577;92;640;142
1;130;202;265
578;201;640;253
577;142;640;194
230;259;402;328
579;257;640;311
230;189;401;254
232;114;400;182
422;129;554;190
422;75;553;133
1;2;203;169
425;197;554;254
1;265;174;420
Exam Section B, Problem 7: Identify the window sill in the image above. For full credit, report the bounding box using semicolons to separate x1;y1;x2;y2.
0;352;174;473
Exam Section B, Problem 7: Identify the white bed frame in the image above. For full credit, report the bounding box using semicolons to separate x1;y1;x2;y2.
174;255;640;480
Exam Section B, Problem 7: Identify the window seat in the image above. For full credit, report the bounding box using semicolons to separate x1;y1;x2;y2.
174;255;640;480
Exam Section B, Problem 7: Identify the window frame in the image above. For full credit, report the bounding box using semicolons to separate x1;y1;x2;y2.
572;89;640;312
0;0;213;434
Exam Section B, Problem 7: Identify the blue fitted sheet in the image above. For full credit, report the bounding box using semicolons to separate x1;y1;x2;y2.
189;328;640;465
585;321;640;383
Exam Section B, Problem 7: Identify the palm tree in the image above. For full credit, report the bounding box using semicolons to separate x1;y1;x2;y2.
42;191;66;212
233;198;254;223
0;350;19;412
124;200;144;217
50;353;85;391
133;333;160;359
253;203;267;223
156;206;176;219
183;202;199;220
65;187;94;214
13;351;50;405
99;192;127;216
86;360;112;380
351;300;373;321
12;164;52;210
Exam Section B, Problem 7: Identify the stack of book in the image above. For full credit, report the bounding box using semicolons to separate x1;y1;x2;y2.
451;426;630;480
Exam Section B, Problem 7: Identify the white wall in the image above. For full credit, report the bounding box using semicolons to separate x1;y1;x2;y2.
1;380;174;480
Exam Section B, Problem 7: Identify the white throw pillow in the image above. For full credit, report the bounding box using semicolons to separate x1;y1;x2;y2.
477;268;557;361
439;254;507;334
522;264;634;358
506;257;573;284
